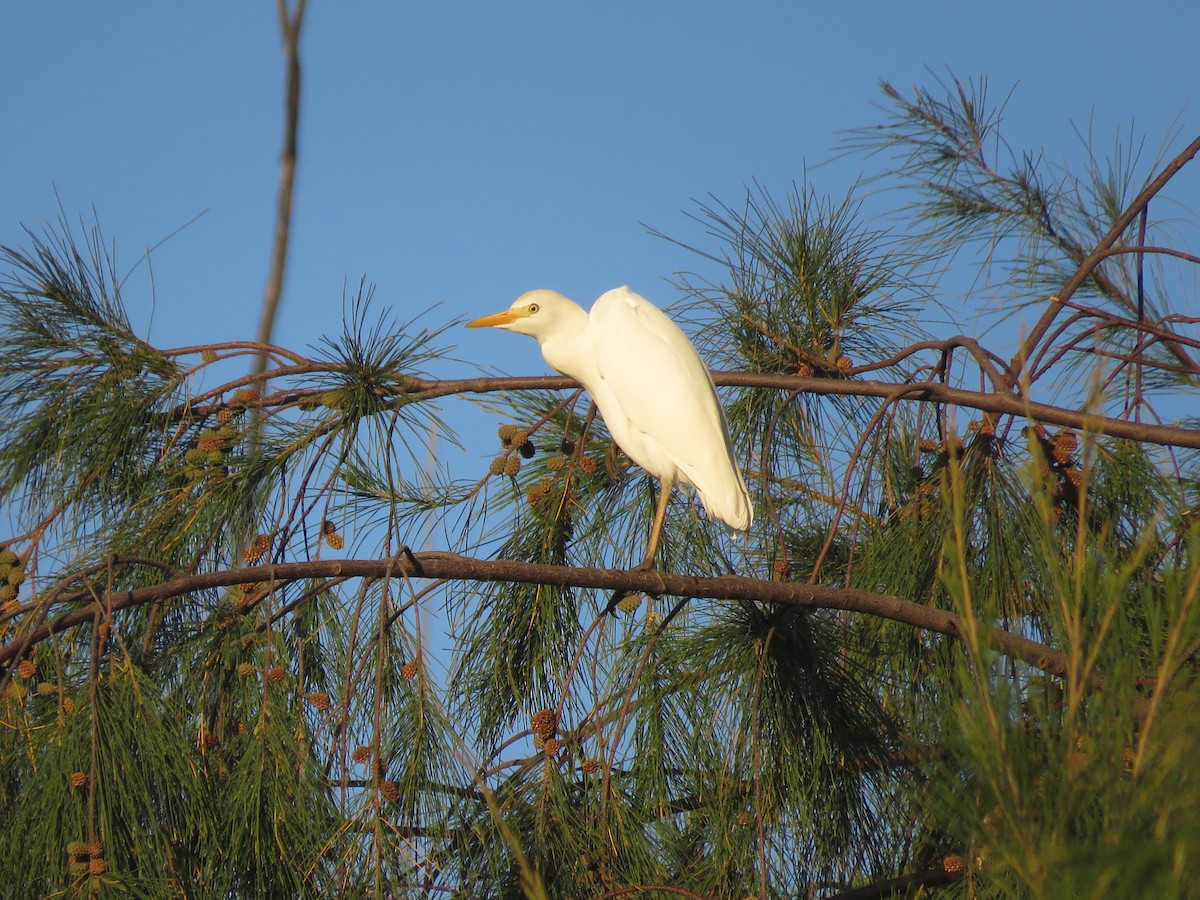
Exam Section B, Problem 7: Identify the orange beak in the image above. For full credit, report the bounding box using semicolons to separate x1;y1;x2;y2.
466;308;530;329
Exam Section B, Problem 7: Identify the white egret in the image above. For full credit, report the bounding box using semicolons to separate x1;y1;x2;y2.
468;286;752;572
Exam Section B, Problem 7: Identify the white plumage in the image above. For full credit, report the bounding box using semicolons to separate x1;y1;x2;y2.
468;286;752;568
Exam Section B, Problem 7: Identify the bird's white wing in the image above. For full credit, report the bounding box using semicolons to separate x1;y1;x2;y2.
590;287;751;530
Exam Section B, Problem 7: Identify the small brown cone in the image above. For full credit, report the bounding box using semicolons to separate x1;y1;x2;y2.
351;745;372;764
943;855;966;874
543;738;561;757
16;659;35;679
401;660;419;680
531;708;557;738
69;771;87;788
380;780;401;803
306;692;331;710
266;666;287;683
581;758;601;774
88;858;108;876
243;533;271;565
324;532;345;550
236;662;256;678
1052;429;1078;464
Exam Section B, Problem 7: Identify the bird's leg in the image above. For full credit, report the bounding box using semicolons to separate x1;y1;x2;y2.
636;472;673;573
606;474;672;615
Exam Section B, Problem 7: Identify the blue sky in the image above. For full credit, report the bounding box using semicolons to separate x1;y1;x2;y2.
3;2;1197;387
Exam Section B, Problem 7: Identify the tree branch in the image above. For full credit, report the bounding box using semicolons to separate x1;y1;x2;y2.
1012;132;1200;382
251;0;307;384
1;553;1088;690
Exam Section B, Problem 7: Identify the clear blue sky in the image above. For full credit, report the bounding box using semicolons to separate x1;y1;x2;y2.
3;1;1197;378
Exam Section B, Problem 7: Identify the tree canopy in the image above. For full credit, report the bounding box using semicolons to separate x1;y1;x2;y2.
2;75;1200;898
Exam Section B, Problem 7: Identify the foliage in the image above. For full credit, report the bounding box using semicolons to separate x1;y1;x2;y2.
1;77;1199;898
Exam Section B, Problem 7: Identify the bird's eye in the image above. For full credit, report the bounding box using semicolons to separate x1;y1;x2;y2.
528;303;540;314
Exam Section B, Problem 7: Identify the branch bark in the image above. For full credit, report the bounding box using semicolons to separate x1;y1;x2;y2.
1;552;1087;690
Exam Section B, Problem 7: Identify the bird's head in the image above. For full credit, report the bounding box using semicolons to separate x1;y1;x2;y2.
466;289;577;339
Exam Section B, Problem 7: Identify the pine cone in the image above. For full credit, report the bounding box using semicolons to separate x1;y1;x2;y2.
236;662;256;678
243;533;272;565
581;758;601;774
351;745;372;764
543;738;561;757
324;532;345;550
380;780;401;803
531;709;557;738
266;666;287;683
306;691;331;710
69;771;87;788
401;660;419;680
16;659;35;679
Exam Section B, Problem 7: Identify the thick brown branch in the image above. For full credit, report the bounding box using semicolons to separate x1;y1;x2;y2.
1;553;1083;689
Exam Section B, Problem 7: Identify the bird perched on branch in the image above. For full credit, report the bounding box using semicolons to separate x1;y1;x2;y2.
468;286;752;572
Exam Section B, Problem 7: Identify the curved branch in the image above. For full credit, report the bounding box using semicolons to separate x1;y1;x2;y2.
1013;132;1200;380
1;552;1089;690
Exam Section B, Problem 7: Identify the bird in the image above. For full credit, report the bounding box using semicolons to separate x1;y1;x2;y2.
467;286;752;573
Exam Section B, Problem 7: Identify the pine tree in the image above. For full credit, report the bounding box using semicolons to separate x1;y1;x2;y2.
1;75;1199;898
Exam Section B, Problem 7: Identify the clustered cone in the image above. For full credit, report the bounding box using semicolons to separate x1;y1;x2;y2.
351;745;372;764
578;456;597;475
543;737;561;757
236;662;256;678
243;533;272;565
0;548;26;603
531;708;557;738
306;692;331;710
943;855;966;874
1052;429;1078;464
615;593;642;615
230;387;260;408
16;659;36;679
266;666;287;683
380;780;401;803
581;758;601;775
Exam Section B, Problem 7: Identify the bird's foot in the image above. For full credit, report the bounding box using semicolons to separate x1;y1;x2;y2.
605;563;667;616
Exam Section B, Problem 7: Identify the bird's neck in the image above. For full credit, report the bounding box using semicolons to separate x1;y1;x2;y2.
537;308;596;384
